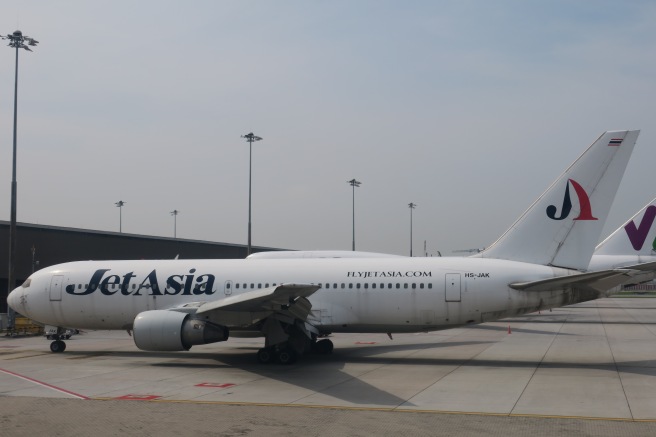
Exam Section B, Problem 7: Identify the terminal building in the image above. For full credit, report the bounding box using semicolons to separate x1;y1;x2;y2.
0;221;284;314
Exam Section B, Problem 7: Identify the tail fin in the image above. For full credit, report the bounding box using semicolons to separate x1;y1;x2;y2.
594;197;656;256
477;130;640;270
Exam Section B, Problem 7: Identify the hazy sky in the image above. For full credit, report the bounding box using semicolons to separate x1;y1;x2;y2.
1;1;656;257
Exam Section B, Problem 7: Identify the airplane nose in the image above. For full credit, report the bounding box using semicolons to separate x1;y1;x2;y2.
7;287;22;312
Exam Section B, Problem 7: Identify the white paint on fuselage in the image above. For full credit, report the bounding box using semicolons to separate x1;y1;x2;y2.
9;257;582;334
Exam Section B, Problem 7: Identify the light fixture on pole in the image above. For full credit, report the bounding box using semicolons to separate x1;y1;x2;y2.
170;209;179;238
2;30;38;331
241;132;262;256
408;203;417;257
115;201;126;233
347;179;361;251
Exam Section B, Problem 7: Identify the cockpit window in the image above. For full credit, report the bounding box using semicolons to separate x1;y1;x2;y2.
21;278;31;288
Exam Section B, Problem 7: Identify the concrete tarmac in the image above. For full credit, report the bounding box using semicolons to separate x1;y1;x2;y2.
1;297;656;436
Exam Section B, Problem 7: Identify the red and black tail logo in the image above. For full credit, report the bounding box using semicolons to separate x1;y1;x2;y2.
546;179;597;221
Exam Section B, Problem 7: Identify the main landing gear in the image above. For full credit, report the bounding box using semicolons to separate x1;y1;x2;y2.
256;338;334;365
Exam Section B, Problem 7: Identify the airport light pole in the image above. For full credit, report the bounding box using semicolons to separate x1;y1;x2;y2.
170;209;179;238
408;203;417;257
2;30;38;330
347;179;361;251
115;201;126;233
241;132;262;256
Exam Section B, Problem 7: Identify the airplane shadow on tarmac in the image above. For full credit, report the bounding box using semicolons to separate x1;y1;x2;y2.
56;334;656;408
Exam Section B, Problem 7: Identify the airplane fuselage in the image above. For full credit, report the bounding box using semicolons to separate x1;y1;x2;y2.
9;257;595;334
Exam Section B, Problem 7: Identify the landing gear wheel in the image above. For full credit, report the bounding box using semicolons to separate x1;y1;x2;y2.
314;339;334;354
257;347;275;364
50;340;66;353
276;348;298;365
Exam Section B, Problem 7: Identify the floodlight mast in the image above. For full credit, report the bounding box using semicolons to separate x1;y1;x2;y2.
347;179;361;251
170;210;179;238
115;201;126;233
1;30;38;330
241;133;262;256
408;203;417;257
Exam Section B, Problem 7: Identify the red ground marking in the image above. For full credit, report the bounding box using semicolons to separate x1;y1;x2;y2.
0;367;89;399
355;342;377;345
115;394;161;401
195;382;236;388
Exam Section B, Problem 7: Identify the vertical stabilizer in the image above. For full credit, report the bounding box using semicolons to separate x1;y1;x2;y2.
478;130;639;270
594;197;656;256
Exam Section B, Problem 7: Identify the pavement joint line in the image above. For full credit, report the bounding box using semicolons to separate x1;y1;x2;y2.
89;396;656;422
2;353;50;360
66;353;110;360
599;299;635;420
509;312;564;415
402;324;505;404
0;367;89;400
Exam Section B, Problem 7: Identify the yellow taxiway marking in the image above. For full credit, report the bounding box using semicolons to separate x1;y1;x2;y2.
91;397;656;422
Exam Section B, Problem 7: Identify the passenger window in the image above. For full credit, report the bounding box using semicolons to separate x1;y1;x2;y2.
412;283;416;289
341;283;345;289
265;283;269;288
364;283;368;289
404;283;408;289
372;283;376;289
356;283;361;289
349;283;353;289
420;283;424;289
428;283;433;289
396;283;400;289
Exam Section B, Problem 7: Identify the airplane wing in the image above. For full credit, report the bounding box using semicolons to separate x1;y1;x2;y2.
196;283;321;315
510;261;656;292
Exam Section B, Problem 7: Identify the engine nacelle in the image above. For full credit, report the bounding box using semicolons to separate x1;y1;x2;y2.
133;310;229;351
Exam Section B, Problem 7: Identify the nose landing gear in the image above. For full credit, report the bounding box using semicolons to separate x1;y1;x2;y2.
45;326;76;353
49;338;66;353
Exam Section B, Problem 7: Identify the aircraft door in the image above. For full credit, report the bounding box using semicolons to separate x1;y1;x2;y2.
50;275;63;301
445;273;461;302
224;280;233;296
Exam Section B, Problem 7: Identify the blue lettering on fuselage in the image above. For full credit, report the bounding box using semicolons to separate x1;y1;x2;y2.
64;269;216;296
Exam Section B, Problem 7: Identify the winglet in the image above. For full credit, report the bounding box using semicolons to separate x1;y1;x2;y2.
477;130;640;271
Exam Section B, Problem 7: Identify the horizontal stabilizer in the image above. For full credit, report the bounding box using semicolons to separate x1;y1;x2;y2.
510;262;656;292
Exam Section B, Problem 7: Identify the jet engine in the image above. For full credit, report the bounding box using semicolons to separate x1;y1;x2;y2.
132;310;229;351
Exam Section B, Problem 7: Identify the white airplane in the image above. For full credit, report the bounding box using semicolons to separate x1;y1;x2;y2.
7;130;649;364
